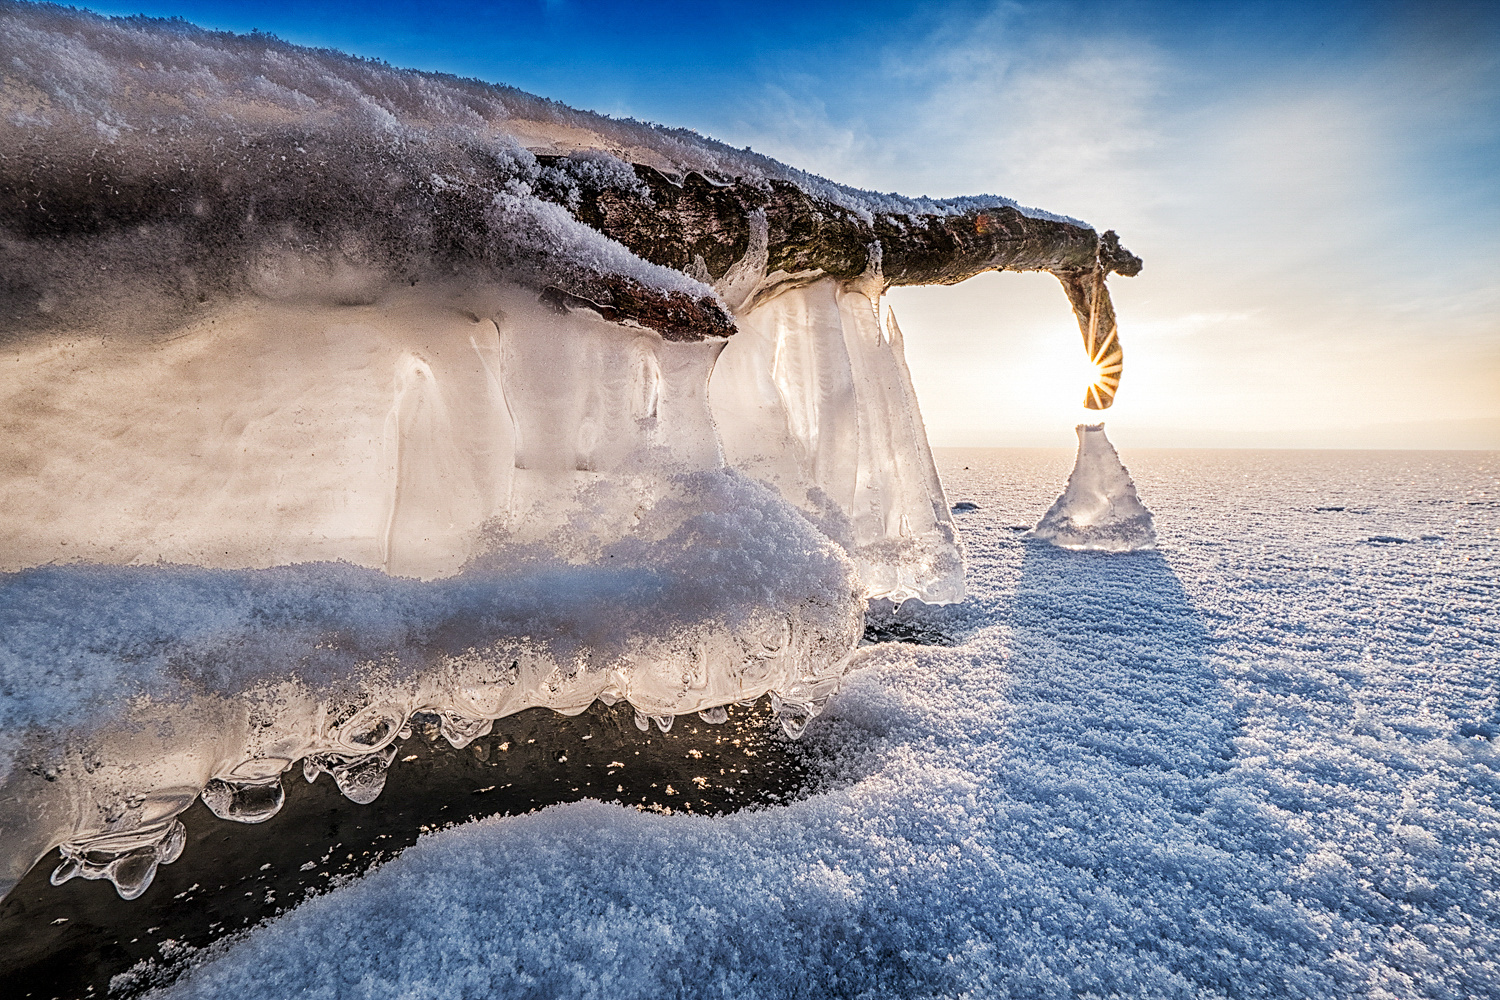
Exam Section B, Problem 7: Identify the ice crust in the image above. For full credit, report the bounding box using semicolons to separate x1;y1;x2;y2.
1032;424;1157;551
0;471;864;899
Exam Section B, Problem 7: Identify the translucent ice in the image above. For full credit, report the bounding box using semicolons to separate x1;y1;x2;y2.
49;818;187;902
713;280;964;604
200;776;287;825
1032;424;1157;552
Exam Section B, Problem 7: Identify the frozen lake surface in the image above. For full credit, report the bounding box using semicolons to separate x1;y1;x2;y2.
145;447;1498;999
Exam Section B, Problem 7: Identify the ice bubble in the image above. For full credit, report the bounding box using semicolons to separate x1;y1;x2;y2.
200;777;287;825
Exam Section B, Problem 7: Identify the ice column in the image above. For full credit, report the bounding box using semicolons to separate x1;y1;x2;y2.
1033;423;1156;552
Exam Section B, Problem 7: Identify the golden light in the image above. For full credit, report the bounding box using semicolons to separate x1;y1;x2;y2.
1083;339;1123;410
1070;346;1120;410
1070;351;1103;393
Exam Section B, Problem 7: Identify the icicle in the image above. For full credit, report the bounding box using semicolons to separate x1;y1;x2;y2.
437;711;493;750
50;819;187;901
710;278;963;604
775;703;813;739
302;746;399;805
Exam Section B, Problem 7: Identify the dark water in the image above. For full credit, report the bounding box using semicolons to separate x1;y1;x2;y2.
0;698;813;998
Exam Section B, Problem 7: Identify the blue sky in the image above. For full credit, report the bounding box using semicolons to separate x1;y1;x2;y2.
68;0;1500;447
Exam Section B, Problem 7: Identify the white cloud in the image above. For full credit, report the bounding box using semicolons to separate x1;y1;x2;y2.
725;5;1500;448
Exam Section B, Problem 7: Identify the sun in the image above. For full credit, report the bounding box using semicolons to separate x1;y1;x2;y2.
1071;350;1116;409
1080;329;1123;410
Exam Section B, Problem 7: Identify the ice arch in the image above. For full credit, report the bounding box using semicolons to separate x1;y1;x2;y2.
0;3;1141;903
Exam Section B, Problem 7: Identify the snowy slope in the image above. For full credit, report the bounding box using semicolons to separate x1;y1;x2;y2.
142;448;1499;1000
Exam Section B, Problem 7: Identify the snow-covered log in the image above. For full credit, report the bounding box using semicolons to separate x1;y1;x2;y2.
0;4;1138;367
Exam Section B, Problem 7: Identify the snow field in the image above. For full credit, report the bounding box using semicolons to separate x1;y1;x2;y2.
150;448;1498;999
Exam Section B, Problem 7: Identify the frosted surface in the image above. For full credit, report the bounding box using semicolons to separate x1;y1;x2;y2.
139;449;1500;1000
1032;423;1157;551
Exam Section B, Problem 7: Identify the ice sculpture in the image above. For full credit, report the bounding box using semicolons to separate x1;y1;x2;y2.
0;4;1142;902
1033;424;1157;552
